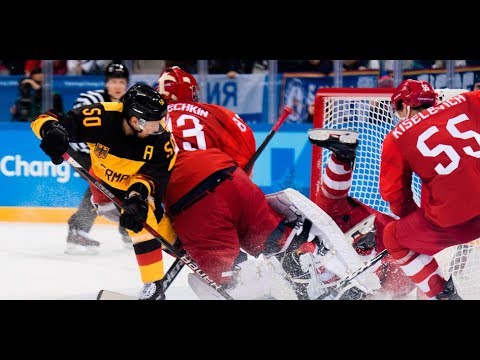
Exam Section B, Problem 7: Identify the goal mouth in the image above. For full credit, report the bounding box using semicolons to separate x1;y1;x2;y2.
311;87;479;299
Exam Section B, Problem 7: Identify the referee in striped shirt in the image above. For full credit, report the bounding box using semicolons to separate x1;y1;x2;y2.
65;62;133;255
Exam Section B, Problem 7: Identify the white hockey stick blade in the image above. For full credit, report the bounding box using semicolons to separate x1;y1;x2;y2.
308;128;359;143
97;290;137;300
188;273;227;300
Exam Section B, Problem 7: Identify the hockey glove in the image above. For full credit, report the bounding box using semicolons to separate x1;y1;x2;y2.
39;121;70;165
120;188;149;233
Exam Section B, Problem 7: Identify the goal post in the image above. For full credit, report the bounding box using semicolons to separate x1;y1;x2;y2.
311;86;480;299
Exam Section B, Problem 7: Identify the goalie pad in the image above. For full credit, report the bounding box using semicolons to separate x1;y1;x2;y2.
188;255;298;300
266;188;381;296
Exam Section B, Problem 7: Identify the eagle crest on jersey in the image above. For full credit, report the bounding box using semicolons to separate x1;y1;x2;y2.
94;143;110;159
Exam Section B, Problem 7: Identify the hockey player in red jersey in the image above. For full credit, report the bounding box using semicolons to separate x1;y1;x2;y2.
380;78;480;299
156;67;305;291
157;66;256;173
308;129;415;299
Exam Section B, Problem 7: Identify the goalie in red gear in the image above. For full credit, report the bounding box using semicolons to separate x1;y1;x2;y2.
308;128;416;299
379;79;480;300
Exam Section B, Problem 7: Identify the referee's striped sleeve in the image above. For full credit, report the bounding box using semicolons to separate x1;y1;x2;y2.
73;90;105;108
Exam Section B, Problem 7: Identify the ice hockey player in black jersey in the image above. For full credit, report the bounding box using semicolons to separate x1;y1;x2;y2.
32;83;177;299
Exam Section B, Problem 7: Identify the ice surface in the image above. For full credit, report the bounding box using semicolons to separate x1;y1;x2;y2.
0;222;198;300
0;221;417;300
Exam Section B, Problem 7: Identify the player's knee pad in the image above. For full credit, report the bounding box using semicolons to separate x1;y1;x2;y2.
90;196;120;223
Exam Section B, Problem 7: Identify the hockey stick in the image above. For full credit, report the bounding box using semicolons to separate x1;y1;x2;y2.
336;248;388;289
62;151;234;300
159;105;293;294
243;106;293;174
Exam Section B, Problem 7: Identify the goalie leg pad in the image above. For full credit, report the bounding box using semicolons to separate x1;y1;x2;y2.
267;188;381;294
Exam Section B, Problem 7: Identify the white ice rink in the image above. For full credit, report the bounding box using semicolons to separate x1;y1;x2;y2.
1;221;427;300
0;221;198;300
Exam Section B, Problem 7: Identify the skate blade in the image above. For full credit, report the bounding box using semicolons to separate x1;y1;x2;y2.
308;128;359;143
97;290;136;300
64;244;100;255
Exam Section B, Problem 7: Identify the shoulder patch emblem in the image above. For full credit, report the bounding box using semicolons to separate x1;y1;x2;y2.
94;143;110;159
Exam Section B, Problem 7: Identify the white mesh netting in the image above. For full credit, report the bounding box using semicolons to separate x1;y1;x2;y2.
311;88;479;299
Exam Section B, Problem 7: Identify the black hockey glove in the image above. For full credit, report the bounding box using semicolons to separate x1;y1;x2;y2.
120;191;149;233
39;121;70;165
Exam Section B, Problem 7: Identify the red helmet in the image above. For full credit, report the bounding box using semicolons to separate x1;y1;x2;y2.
391;79;437;111
157;66;200;102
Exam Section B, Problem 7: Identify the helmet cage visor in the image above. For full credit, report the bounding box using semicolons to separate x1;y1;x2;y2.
137;117;166;135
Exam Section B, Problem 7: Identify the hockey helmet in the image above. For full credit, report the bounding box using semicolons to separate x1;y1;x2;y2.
391;79;436;112
105;62;130;82
157;66;200;102
122;84;167;121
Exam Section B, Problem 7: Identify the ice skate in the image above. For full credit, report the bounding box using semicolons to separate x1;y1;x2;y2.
138;279;165;300
436;276;462;300
65;228;100;255
346;214;377;255
308;128;359;164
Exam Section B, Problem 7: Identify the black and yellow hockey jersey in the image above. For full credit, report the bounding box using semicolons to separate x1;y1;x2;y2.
31;101;177;211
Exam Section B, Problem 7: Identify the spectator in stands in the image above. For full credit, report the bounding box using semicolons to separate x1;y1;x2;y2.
208;60;266;78
461;60;480;68
165;60;197;74
278;60;333;74
342;60;370;71
403;60;436;70
10;67;63;122
66;60;111;75
25;60;67;76
0;59;25;75
132;60;166;74
431;60;466;69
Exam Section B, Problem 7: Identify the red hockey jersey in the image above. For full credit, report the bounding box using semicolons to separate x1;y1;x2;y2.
164;102;256;208
166;102;256;171
380;91;480;227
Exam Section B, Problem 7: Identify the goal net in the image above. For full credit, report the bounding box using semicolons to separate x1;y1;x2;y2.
311;87;479;299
